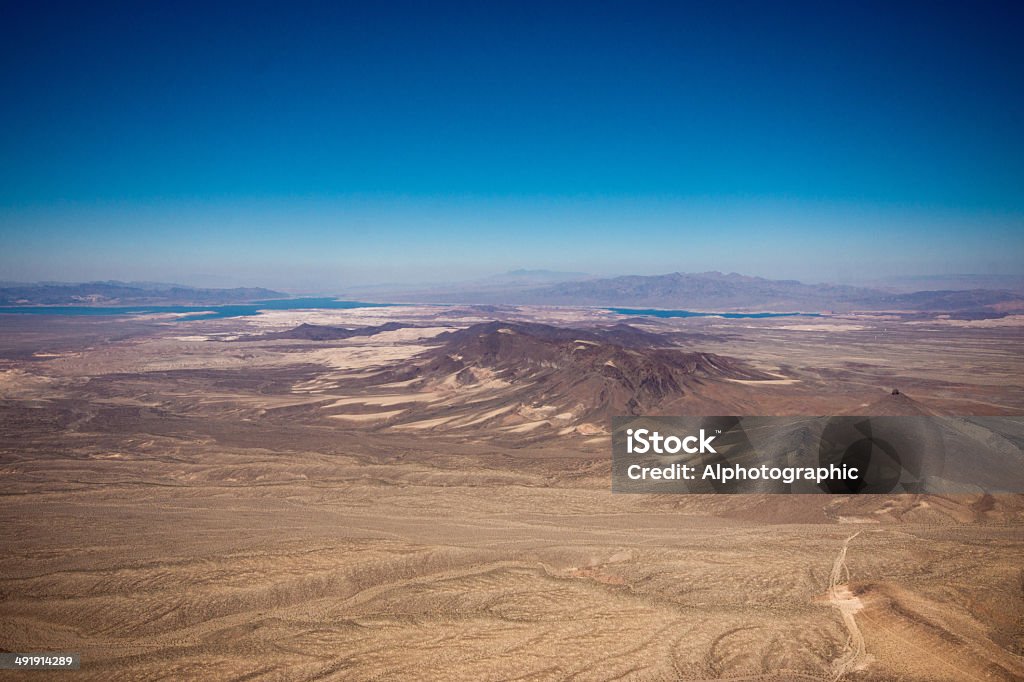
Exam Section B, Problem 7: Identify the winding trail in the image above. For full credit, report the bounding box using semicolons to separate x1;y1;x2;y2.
828;531;866;681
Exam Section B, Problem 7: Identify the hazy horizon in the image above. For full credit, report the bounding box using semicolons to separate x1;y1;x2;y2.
5;267;1024;298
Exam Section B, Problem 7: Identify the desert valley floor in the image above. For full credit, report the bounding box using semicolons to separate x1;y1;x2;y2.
0;305;1022;681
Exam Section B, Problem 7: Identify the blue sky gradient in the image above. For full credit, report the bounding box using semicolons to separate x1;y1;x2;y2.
1;1;1021;289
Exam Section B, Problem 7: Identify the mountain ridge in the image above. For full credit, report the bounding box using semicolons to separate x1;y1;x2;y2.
370;271;1024;313
0;281;286;306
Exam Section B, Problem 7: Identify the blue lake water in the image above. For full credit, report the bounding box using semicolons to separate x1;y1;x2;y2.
0;299;821;322
0;298;393;321
608;307;822;319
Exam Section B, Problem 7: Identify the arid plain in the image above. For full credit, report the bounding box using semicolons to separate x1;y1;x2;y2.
1;306;1022;681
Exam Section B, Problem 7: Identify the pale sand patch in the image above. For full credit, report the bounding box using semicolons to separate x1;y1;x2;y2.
367;327;458;343
908;314;1024;328
517;404;559;419
169;333;237;339
838;516;881;524
501;420;550;433
240;306;433;330
303;345;433;370
325;394;438;408
195;394;330;409
457;367;512;392
376;378;422;389
448;404;516;428
726;378;800;385
328;410;405;422
134;311;216;320
0;369;29;388
777;323;867;332
91;398;163;407
291;378;337;393
0;370;56;397
391;415;456;429
436;367;512;393
840;313;902;321
474;377;513;391
440;371;466;389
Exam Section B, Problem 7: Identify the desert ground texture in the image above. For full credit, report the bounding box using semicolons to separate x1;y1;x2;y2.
1;305;1022;681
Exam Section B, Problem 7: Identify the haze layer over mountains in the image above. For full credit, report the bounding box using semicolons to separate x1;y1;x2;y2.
365;271;1024;313
5;271;1024;314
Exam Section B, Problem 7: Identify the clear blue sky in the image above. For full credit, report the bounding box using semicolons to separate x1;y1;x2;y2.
1;1;1021;289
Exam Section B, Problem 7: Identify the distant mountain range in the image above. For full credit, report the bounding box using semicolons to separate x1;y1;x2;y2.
5;272;1024;313
372;271;1024;313
868;274;1024;293
0;282;285;306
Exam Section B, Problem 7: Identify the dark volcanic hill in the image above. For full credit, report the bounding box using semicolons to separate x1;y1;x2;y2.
235;322;409;341
369;321;772;419
434;321;672;349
